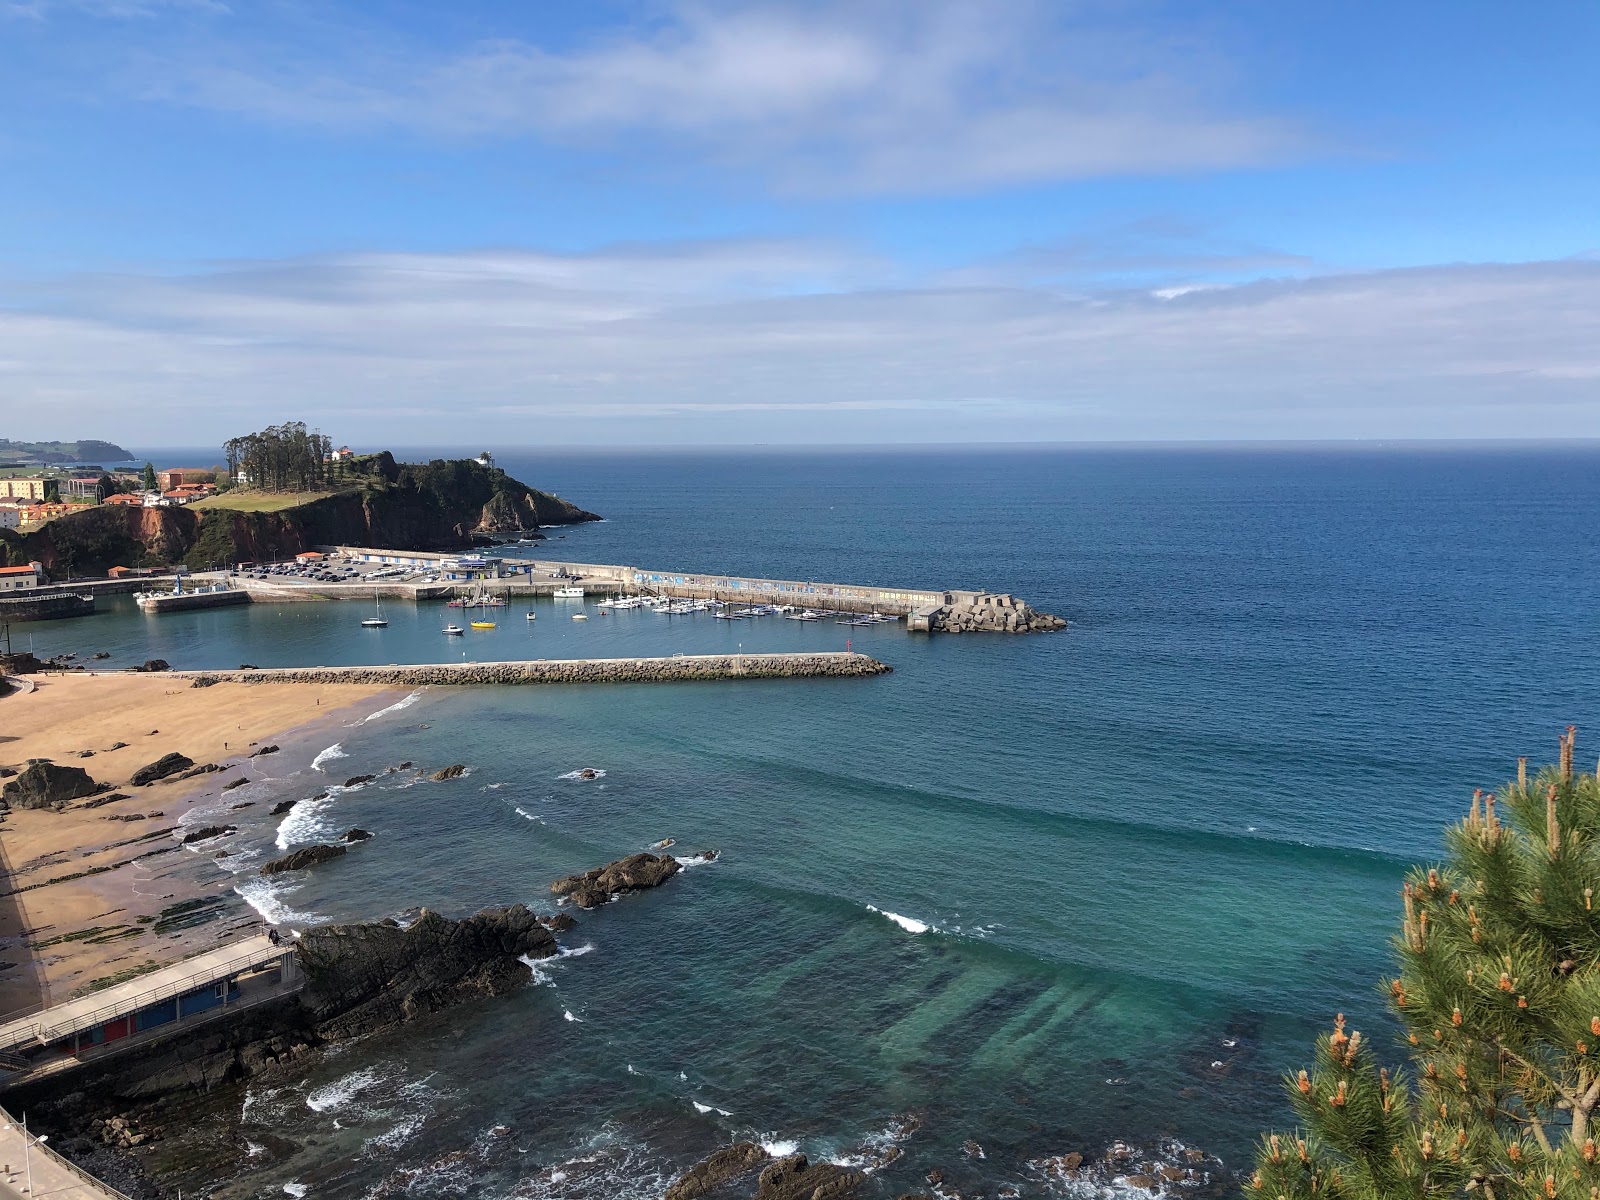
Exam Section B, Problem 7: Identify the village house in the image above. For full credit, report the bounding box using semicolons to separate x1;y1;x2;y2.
0;563;41;592
103;492;144;506
0;504;20;529
159;468;214;490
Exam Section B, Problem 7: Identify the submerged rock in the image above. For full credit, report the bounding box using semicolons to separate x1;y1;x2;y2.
130;753;194;787
342;828;373;842
222;776;249;791
537;912;578;934
260;843;347;876
666;1142;771;1200
296;904;556;1040
343;775;376;788
550;852;681;909
2;761;103;810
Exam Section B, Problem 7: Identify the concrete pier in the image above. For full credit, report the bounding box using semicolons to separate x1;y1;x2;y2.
177;652;890;688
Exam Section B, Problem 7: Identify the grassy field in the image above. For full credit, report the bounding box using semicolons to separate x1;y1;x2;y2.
190;489;350;513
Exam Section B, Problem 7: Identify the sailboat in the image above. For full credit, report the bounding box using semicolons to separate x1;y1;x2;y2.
361;591;387;628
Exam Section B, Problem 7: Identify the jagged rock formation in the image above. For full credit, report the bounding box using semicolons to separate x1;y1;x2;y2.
260;844;347;875
130;753;194;786
429;764;467;781
2;761;103;810
296;905;556;1040
666;1143;773;1200
551;853;681;909
180;825;234;844
930;592;1066;634
752;1154;864;1200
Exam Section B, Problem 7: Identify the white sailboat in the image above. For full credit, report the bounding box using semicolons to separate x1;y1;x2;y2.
362;591;388;627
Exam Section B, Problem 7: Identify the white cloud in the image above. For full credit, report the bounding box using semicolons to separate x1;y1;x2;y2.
128;1;1309;194
1;244;1597;444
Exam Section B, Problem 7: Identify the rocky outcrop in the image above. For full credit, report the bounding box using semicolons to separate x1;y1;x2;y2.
130;753;194;786
134;659;171;673
930;592;1066;634
342;828;373;842
753;1154;864;1200
666;1143;772;1200
551;853;681;909
2;761;103;810
429;764;467;781
180;825;235;844
269;798;300;815
179;653;893;689
295;904;556;1040
260;844;347;875
343;774;376;788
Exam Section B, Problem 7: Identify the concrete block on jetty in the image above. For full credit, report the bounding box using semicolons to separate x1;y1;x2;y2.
928;591;1067;634
175;652;892;688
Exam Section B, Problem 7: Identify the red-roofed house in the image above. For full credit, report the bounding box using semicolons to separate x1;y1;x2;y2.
0;563;41;591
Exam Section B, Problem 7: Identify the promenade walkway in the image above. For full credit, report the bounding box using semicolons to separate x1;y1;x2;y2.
0;935;284;1052
0;1104;129;1199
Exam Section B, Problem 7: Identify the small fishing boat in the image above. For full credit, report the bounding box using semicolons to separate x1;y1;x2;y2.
443;624;465;635
526;611;537;621
470;620;496;629
571;612;588;620
554;585;584;598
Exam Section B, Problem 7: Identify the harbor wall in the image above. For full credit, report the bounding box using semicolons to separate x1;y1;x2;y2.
175;652;892;687
0;591;95;622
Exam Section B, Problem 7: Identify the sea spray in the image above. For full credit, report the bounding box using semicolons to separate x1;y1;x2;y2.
865;904;930;935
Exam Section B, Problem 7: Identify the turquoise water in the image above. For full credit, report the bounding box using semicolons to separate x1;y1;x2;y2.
36;445;1600;1197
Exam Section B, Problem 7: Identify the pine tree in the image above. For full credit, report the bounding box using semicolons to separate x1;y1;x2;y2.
1249;728;1600;1200
141;461;157;492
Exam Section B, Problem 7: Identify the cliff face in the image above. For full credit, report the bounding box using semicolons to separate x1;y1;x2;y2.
0;506;194;575
0;457;599;573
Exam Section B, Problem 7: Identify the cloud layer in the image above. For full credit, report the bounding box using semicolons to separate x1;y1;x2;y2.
124;1;1307;194
3;244;1597;445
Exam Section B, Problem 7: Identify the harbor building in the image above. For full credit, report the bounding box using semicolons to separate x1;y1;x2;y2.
0;564;40;592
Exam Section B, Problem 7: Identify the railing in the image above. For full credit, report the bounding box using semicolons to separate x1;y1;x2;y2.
0;944;288;1048
0;1101;133;1199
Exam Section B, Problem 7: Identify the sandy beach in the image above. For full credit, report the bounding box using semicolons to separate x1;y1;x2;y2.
0;673;393;1017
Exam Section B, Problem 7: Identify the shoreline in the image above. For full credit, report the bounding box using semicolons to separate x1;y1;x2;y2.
0;675;397;1016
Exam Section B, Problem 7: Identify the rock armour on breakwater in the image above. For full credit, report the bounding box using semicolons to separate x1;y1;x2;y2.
930;592;1066;634
174;652;892;688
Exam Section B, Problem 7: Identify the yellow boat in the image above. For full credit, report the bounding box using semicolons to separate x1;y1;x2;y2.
470;620;496;629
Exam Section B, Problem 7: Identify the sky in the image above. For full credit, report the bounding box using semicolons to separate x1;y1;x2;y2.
0;0;1597;447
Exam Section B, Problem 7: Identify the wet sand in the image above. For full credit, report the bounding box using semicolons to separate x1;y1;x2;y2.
0;673;393;1015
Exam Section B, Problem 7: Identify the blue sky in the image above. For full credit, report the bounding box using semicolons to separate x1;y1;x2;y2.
1;0;1596;445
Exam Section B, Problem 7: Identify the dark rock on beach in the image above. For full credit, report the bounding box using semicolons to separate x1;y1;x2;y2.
260;843;347;876
343;775;376;788
249;745;279;758
296;904;556;1040
551;852;681;909
3;761;103;810
177;762;222;781
429;763;468;781
130;753;194;787
222;777;248;791
269;798;300;816
180;825;235;845
134;659;170;673
666;1142;771;1200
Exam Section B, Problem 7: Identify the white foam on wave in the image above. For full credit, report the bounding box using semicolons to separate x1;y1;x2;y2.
692;1100;734;1117
563;1009;582;1023
514;806;543;824
557;768;606;781
359;689;424;724
759;1138;799;1157
276;797;336;850
866;904;930;935
365;1112;426;1152
310;743;347;772
283;1184;307;1199
674;852;719;869
235;877;323;926
306;1066;384;1113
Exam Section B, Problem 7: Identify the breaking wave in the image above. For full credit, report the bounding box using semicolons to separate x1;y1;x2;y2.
359;689;424;724
310;743;347;772
865;904;930;935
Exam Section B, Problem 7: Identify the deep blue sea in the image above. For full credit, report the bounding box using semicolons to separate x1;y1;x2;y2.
31;445;1600;1198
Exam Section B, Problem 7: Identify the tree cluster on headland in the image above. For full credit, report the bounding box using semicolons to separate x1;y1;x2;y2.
1251;728;1600;1200
223;422;338;492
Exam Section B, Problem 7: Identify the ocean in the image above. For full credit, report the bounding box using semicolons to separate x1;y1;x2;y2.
30;444;1600;1197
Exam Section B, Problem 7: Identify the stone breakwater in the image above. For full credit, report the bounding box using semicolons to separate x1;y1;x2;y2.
175;652;892;688
930;592;1068;634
